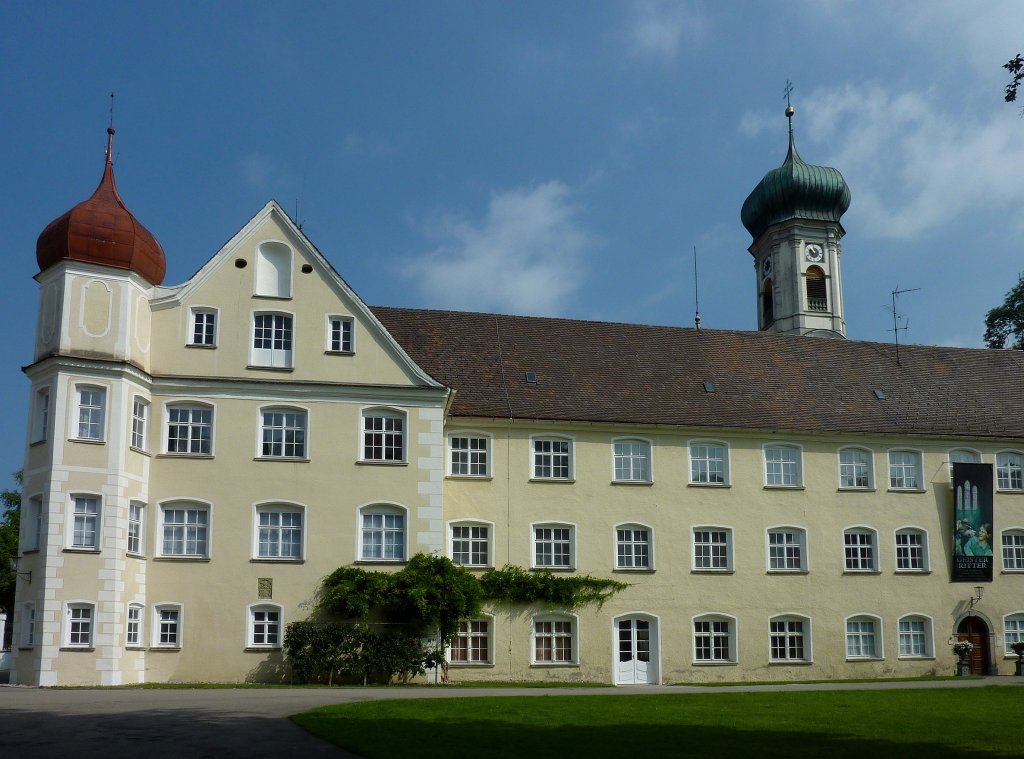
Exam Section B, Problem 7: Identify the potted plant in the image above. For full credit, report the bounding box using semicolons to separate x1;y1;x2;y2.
952;640;974;676
1011;641;1024;676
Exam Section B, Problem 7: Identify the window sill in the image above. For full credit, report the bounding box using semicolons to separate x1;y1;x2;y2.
692;660;737;666
324;350;355;356
254;457;310;463
688;482;730;488
691;569;735;575
29;439;47;447
900;655;936;661
153;556;211;562
837;487;876;492
63;547;101;554
125;646;145;651
530;663;579;668
763;485;805;490
60;647;95;652
842;570;882;576
246;365;295;372
355;560;406;566
611;480;653;486
846;657;884;663
996;489;1024;495
613;567;655;573
530;566;575;573
766;570;809;575
251;558;305;564
21;548;39;555
529;478;575;484
251;294;293;301
447;662;495;668
157;453;214;460
453;564;492;570
129;446;152;457
186;343;217;349
126;552;146;560
894;569;931;575
244;646;283;653
356;460;408;467
148;646;182;652
887;488;927;494
447;475;494;481
69;438;105;445
1000;570;1024;574
768;660;813;666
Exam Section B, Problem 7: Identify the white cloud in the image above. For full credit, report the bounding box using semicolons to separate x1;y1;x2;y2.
402;181;593;315
627;0;704;63
239;153;291;191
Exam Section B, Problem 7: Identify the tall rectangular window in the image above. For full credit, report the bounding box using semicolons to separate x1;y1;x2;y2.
363;412;405;462
131;398;148;451
190;310;216;346
67;604;93;647
167;406;213;455
843;530;876;571
260;409;307;458
534;525;572;568
71;495;100;549
21;603;35;647
257;508;303;559
613;440;651;482
768;529;805;571
690;443;727;484
451;524;489;566
533;438;571;480
450;435;489;476
765;446;800;486
1003;530;1024;571
616;526;650;569
693;528;731;570
895;529;926;571
889;450;921;489
839;448;872;488
161;506;209;557
997;452;1023;491
32;387;49;442
155;606;181;647
126;604;143;646
899;617;928;657
770;619;807;661
77;387;105;441
329;316;354;352
360;509;405;561
846;619;878;658
451;619;491;664
250;606;281;647
694;618;731;662
252;313;293;368
25;495;43;552
534;619;574;663
128;503;144;555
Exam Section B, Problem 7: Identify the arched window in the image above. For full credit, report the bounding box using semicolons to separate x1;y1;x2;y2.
895;527;929;572
692;613;737;663
769;614;811;662
255;241;292;298
761;278;774;325
248;603;283;648
531;613;577;665
615;523;653;570
805;266;827;311
845;614;882;659
842;527;879;572
359;504;407;561
899;614;934;658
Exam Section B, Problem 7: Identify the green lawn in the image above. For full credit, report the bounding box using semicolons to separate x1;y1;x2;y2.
292;687;1024;758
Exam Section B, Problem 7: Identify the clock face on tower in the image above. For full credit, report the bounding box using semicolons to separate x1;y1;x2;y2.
762;256;772;277
805;244;824;263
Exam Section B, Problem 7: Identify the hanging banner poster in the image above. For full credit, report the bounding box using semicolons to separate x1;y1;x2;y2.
952;462;994;582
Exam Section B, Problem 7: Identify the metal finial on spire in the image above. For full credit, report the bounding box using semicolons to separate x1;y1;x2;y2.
783;80;795;129
106;92;116;165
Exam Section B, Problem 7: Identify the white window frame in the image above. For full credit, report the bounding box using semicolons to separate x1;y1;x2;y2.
838;446;874;489
257;406;308;459
128;502;145;556
842;526;879;573
531;522;576;570
766;526;808;572
948;448;982;482
32;385;50;443
126;603;143;647
996;450;1024;492
152;603;183;648
449;520;492;568
692;613;737;664
614;522;654;570
844;614;883;660
447;432;491;478
688;440;730;486
23;494;43;552
611;437;652;483
531;613;578;665
188;306;218;347
449;614;495;666
357;503;408;562
67;494;101;550
531;435;574;481
326;314;355;353
361;408;407;463
64;601;95;648
1002;528;1024;572
21;602;35;647
254;240;293;298
130;396;149;452
894;526;929;572
254;502;305;561
888;449;923;491
1003;613;1024;656
164;402;215;456
763;444;803;487
74;385;106;442
251;311;295;369
898;614;934;659
247;603;283;649
159;501;211;559
768;614;812;663
692;525;734;572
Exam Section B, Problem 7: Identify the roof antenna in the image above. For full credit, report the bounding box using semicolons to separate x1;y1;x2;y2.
294;198;302;231
106;92;116;165
693;244;702;330
888;285;920;366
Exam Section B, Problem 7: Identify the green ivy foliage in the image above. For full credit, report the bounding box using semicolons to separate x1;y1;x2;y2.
479;564;628;608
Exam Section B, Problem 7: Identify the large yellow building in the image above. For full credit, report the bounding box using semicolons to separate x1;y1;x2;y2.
10;121;1024;686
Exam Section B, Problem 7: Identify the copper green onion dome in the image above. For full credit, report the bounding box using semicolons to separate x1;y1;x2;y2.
740;108;851;240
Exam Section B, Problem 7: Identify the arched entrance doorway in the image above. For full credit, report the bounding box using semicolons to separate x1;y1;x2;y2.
614;615;659;685
956;616;990;674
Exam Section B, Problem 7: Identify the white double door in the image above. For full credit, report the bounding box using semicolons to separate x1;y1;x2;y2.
616;617;656;685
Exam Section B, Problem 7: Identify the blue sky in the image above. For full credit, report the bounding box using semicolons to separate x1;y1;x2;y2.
2;1;1023;480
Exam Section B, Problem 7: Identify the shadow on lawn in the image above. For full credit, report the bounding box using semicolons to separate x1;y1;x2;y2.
294;713;1010;759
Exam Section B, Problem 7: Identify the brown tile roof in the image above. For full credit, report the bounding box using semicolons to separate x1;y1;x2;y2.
371;307;1024;440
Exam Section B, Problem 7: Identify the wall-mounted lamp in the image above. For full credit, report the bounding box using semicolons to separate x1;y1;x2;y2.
8;557;31;584
969;585;984;608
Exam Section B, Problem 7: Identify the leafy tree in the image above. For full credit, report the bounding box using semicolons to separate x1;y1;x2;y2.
1004;54;1024;103
0;471;23;622
984;273;1024;349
